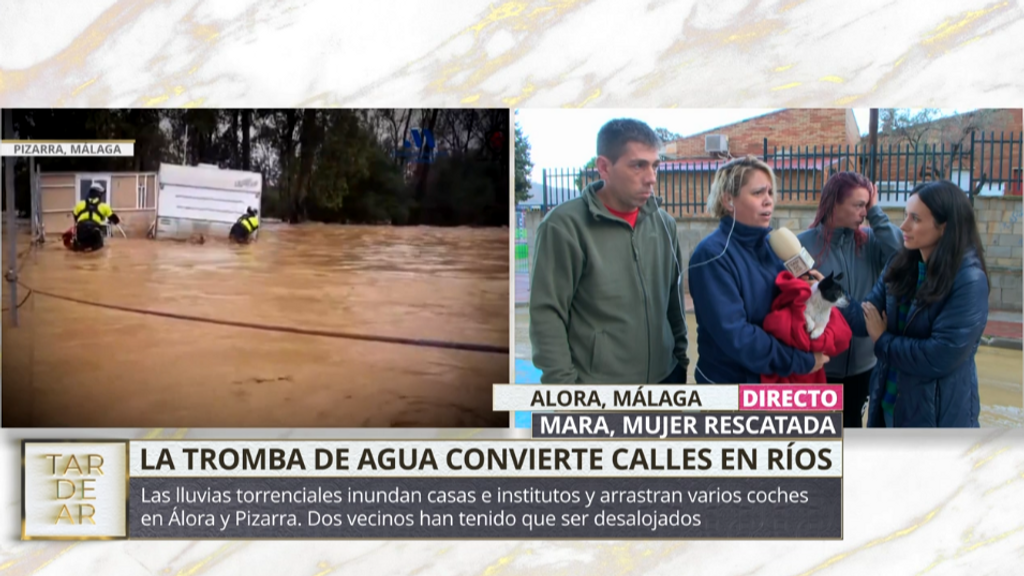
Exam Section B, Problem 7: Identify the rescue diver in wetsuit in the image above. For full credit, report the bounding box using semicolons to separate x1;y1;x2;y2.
64;183;120;252
229;207;259;244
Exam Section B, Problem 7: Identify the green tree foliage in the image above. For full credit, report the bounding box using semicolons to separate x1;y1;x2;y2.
514;120;533;203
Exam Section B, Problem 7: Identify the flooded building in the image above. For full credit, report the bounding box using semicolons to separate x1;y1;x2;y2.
38;170;157;237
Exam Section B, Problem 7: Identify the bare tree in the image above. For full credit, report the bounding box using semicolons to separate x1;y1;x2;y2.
375;109;416;162
241;109;252;171
936;109;1001;153
879;109;940;150
229;111;240;168
655;127;683;142
291;109;322;222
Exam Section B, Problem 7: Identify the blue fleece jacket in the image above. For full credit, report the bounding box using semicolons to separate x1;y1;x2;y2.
842;250;988;427
688;217;817;384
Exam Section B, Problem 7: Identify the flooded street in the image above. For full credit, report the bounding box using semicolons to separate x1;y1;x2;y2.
515;309;1023;428
3;224;510;428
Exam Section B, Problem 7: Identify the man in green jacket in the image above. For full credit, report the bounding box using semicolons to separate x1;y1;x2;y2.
529;118;689;384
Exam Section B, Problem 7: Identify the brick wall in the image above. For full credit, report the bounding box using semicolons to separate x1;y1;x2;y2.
668;109;861;158
875;109;1022;189
877;109;1022;148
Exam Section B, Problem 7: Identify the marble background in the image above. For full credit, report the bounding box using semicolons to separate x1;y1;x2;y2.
0;0;1022;108
2;429;1022;574
2;0;1023;574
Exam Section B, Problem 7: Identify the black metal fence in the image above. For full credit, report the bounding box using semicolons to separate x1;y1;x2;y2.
538;133;1021;215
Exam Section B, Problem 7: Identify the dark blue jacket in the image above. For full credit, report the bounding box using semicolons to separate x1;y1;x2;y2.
843;250;988;427
688;217;816;384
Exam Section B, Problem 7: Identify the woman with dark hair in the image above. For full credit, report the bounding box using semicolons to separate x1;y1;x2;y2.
844;180;990;428
798;172;902;427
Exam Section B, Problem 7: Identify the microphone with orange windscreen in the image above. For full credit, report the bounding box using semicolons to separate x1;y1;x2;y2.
767;227;815;278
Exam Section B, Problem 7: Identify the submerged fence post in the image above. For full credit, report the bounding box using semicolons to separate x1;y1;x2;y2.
4;164;17;327
3;108;20;327
28;157;35;243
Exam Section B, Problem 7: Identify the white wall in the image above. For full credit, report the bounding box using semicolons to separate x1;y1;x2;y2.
155;163;262;239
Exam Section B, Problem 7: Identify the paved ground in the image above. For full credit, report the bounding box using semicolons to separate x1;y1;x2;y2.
985;310;1023;340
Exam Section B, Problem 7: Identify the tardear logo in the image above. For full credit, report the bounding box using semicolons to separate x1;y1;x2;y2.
44;452;105;525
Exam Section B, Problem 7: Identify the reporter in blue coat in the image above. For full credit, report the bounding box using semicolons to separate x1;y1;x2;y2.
843;180;990;428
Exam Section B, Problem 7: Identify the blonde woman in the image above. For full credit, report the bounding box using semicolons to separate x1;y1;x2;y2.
688;156;828;384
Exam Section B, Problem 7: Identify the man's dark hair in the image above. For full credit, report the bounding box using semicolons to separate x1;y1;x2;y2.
597;119;661;164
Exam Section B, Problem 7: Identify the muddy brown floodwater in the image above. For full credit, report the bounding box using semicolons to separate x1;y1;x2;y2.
3;224;510;428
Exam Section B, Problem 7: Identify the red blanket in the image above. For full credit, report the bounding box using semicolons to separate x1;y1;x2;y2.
761;271;852;384
62;226;75;249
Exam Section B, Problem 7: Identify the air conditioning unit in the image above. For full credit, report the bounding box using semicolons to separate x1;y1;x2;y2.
705;134;728;154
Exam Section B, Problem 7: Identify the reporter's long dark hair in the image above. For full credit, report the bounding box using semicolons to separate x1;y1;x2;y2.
885;180;990;304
